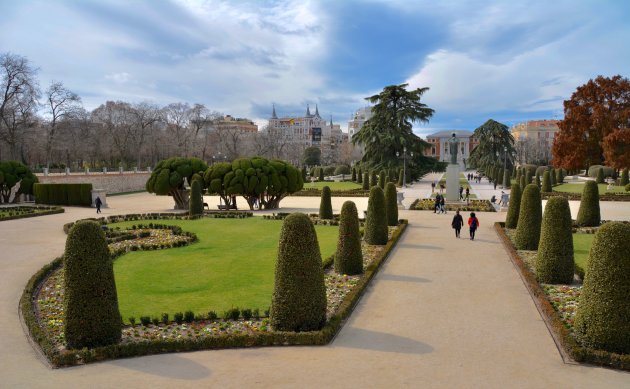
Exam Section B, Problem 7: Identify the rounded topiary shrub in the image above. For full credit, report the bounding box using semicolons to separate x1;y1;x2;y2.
370;171;377;188
535;173;541;188
364;186;388;245
576;181;600;227
189;179;203;216
362;172;369;190
621;168;629;186
384;182;398;226
514;184;542;250
505;183;521;229
549;167;556;186
378;170;386;189
64;220;121;349
319;186;333;219
574;222;630;354
334;201;363;275
519;175;526;190
270;213;326;331
587;165;614;179
596;167;605;184
535;197;574;284
541;170;552;192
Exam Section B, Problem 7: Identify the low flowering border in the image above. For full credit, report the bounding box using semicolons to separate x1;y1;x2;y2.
409;199;496;212
541;191;630;201
0;205;64;221
21;217;408;368
494;222;630;371
290;188;370;197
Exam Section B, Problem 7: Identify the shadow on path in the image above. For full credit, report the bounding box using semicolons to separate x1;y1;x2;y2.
107;354;211;380
379;274;432;283
334;327;434;355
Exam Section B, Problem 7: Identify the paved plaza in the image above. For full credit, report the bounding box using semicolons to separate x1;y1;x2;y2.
1;176;629;388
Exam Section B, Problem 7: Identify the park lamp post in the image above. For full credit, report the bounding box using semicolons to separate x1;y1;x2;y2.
503;146;508;188
396;147;413;188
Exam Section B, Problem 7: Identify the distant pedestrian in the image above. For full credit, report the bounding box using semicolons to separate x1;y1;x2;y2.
440;195;446;214
434;194;441;213
465;187;470;204
95;196;102;214
431;181;436;193
493;180;497;190
459;185;464;200
451;210;464;238
439;183;445;194
468;212;479;240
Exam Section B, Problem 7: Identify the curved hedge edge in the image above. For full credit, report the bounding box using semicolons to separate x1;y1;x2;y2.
494;222;630;371
541;192;630;202
291;189;370;197
0;206;64;222
408;199;496;213
23;220;408;368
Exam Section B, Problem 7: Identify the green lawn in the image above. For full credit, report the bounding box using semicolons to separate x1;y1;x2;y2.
573;233;594;272
554;183;627;194
109;218;339;321
304;181;362;190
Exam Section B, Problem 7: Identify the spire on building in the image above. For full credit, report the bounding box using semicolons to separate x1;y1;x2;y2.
271;104;277;119
315;104;320;118
306;104;311;117
330;115;333;127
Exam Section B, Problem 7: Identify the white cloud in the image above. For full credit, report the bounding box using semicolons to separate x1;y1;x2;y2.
105;72;132;84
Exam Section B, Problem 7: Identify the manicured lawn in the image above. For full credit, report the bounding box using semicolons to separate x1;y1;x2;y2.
554;183;627;194
109;217;339;321
573;233;594;272
304;181;362;190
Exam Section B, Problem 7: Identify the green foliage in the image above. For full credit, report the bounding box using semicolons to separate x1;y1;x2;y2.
335;165;351;176
146;157;208;209
378;170;386;189
270;213;326;331
351;167;356;181
574;222;630;354
384;182;398;226
514;184;542;250
549;167;556;186
64;221;121;348
535;197;574;284
303;146;321;166
319;186;333;219
541;171;552;192
505;183;521;229
587;165;614;179
556;168;563;184
467;120;515;173
397;169;403;186
334;201;363;275
357;168;362;183
0;160;38;203
318;167;325;181
364;186;388;245
621;168;629;186
535;173;541;188
626;183;630;192
301;167;307;181
189;179;203;216
596;167;605;184
576;181;600;226
362;172;369;190
370;171;377;187
519;175;526;190
502;168;510;188
33;183;93;206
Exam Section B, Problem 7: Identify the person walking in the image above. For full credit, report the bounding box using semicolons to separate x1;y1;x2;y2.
468;212;479;240
459;185;464;200
465;187;470;204
434;193;440;213
440;195;447;214
439;183;445;194
451;210;464;238
431;181;436;193
95;196;102;214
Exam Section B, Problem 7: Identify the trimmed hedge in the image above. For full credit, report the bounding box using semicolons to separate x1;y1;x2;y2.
574;222;630;354
319;186;333;219
64;221;121;349
541;171;552;192
505;183;521;229
364;186;388;245
270;213;326;331
384;182;398;226
588;165;614;178
514;184;542;250
0;205;64;221
576;181;600;227
334;201;363;275
519;175;526;190
596;167;605;184
370;171;377;188
357;168;363;183
535;197;574;284
621;168;629;186
189;179;203;216
378;170;386;189
362;172;369;190
33;183;93;206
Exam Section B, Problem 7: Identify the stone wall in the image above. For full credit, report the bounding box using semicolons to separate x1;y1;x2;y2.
36;172;150;194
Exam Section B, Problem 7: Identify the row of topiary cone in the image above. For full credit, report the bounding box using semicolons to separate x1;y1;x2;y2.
60;183;399;348
505;181;630;354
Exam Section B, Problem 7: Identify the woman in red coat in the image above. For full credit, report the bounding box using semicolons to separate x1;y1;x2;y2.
468;212;480;240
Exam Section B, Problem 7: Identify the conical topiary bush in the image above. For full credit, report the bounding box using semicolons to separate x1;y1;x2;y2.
535;196;574;284
319;186;333;219
318;167;324;181
505;183;521;229
535;173;541;188
397;169;403;186
362;172;369;190
503;168;511;188
64;220;121;349
189;179;203;216
370;171;377;188
364;186;388;245
519;175;526;190
541;170;552;192
378;170;386;189
596;167;604;184
270;213;327;331
351;167;357;182
384;182;398;226
621;168;629;186
576;181;600;227
556;168;563;185
334;201;363;275
514;184;542;250
357;168;363;183
550;167;556;186
574;222;630;354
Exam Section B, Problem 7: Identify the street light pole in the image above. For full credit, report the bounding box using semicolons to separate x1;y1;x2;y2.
503;146;508;188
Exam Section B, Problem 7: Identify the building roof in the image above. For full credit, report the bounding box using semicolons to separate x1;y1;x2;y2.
426;130;474;138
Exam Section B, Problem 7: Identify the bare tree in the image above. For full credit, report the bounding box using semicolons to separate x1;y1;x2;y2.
0;53;40;160
43;81;81;167
162;102;192;156
92;101;137;165
129;102;161;168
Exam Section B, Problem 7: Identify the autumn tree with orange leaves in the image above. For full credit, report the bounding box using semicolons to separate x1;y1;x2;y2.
552;75;630;171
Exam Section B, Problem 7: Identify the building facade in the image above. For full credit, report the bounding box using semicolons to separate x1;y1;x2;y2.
510;120;560;164
423;130;478;170
215;115;258;133
347;106;373;141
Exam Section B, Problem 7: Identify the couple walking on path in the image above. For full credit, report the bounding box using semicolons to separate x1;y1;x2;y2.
451;210;480;240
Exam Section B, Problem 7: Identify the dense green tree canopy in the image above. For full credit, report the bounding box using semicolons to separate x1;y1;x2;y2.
303;146;321;166
145;157;208;209
352;84;440;178
0;160;38;203
467;119;515;172
203;156;303;210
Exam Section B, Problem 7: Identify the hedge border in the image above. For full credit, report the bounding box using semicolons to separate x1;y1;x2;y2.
494;222;630;371
409;199;496;212
21;217;408;368
291;188;370;197
0;205;64;222
541;192;630;202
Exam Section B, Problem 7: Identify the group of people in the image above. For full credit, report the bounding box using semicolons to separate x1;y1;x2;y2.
434;193;447;213
468;173;483;183
431;181;445;194
451;210;480;240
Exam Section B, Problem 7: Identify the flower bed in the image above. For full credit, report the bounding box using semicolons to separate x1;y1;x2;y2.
409;199;495;212
541;191;630;201
291;188;370;197
22;216;407;367
495;222;630;371
0;205;64;221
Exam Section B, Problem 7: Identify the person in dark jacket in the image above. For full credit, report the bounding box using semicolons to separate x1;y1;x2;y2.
95;196;102;214
468;212;480;240
451;210;464;238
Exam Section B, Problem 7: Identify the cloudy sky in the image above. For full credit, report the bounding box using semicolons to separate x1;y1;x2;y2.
1;0;628;138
